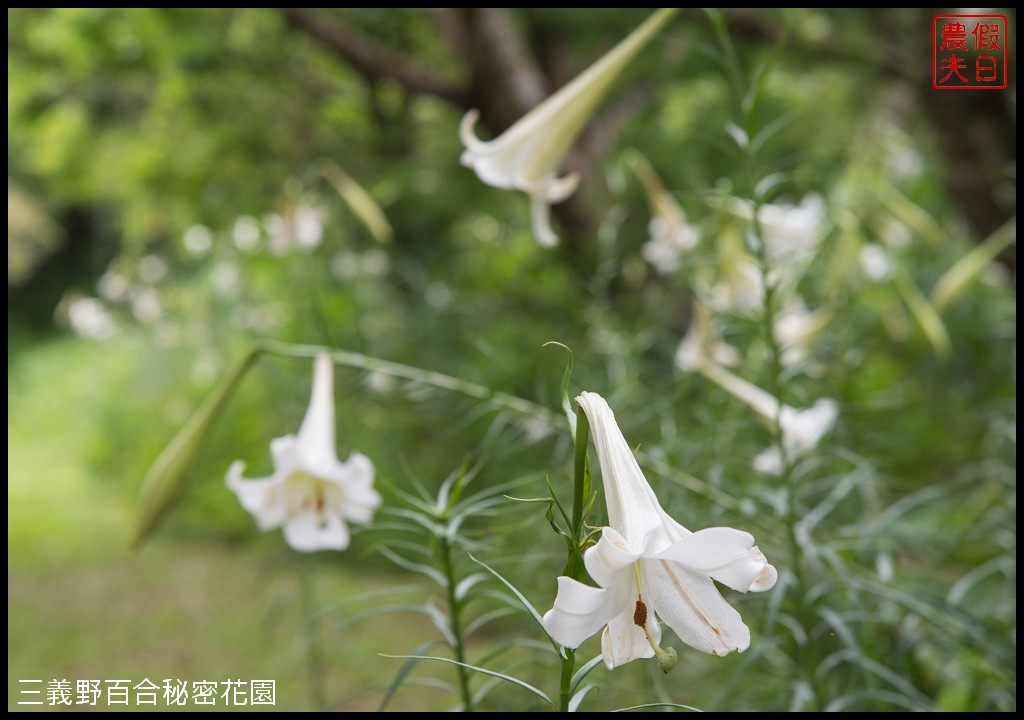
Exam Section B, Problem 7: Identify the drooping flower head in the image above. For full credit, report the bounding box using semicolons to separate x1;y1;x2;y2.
542;392;776;668
758;194;826;264
696;361;839;476
227;353;381;551
460;9;678;246
628;151;700;275
674;301;741;373
773;300;830;372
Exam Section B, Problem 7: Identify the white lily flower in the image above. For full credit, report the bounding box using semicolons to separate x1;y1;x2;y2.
698;361;838;476
227;353;381;551
628;151;700;274
542;392;776;668
859;243;893;283
705;228;766;318
751;399;839;475
459;8;678;247
674;302;741;372
758;194;826;264
773;301;829;370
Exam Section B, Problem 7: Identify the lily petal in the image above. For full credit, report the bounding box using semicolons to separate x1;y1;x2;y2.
780;399;839;457
225;460;287;531
584;526;644;588
283;509;350;552
542;577;624;650
654;527;777;593
601;603;660;669
576;392;666;543
644;560;751;657
336;452;381;523
295;352;338;468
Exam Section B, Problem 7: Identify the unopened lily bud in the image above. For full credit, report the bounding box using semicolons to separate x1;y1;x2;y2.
657;647;678;674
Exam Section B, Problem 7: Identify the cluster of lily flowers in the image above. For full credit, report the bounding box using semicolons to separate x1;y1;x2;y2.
457;7;839;477
227;353;776;669
224;6;850;673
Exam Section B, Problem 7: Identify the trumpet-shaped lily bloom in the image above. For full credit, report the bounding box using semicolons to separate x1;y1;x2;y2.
629;151;700;275
227;353;381;551
759;194;826;264
698;361;838;475
542;392;776;668
773;300;830;371
674;302;741;372
459;9;678;247
752;399;839;475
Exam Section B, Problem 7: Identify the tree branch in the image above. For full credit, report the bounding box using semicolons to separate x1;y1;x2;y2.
278;8;468;105
456;8;548;129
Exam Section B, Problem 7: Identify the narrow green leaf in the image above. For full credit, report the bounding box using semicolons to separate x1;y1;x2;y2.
321;160;394;244
504;495;557;504
892;263;951;360
569;684;598;712
613;702;702;712
378;548;446;586
571;654;605;693
464;607;519;637
468;554;555;647
931;217;1016;312
380;654;554;708
378;640;445;712
546;475;573;530
875;184;946;247
544;341;576;437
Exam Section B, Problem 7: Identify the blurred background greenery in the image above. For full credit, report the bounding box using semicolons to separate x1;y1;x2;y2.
8;8;1015;712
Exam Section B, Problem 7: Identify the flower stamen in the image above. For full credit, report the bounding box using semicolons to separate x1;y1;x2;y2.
631;561;677;672
633;599;648;628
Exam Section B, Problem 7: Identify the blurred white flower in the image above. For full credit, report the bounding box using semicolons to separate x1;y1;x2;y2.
227;353;381;551
183;224;213;257
759;194;826;264
674;303;741;372
702;227;767;318
698;362;838;476
879;218;912;250
542;392;776;668
773;301;829;369
642;213;700;275
211;260;242;298
265;204;326;255
331;249;391;281
629;152;699;274
460;9;677;246
63;294;118;340
138;254;168;284
130;287;162;324
751;399;839;475
859;243;893;283
232;215;262;252
98;271;129;302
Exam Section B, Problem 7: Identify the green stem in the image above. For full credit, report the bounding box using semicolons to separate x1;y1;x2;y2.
751;198;823;712
558;404;593;712
569;405;590;568
437;533;474;712
298;558;327;710
558;647;577;713
257;339;734;512
258;339;561;428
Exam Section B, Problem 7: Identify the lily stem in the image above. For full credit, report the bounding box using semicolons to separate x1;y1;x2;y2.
437;530;474;712
558;404;593;712
751;197;824;711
